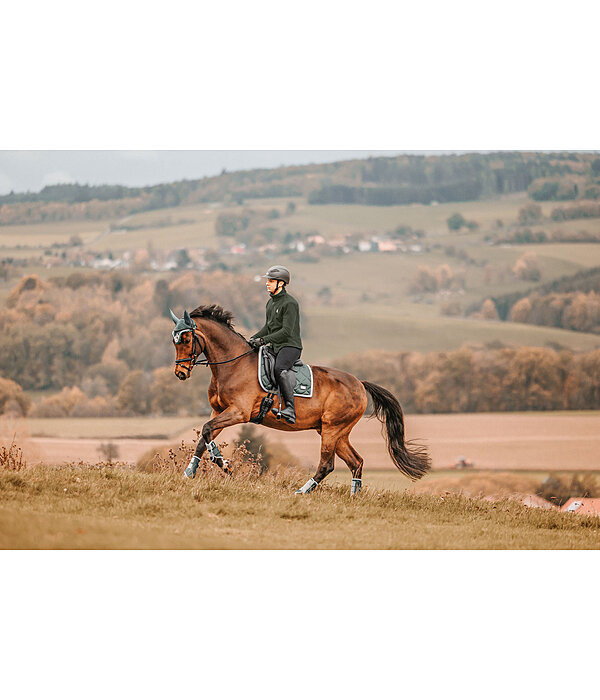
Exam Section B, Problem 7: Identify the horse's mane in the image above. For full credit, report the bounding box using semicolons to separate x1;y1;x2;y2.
190;304;249;343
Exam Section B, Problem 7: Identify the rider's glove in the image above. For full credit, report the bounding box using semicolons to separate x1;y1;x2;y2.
249;337;265;350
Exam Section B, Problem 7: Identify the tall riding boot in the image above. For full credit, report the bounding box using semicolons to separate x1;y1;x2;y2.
276;369;296;424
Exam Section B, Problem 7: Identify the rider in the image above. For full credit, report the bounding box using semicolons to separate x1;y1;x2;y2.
248;265;302;424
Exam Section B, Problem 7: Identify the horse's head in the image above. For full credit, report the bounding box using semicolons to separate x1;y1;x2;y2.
170;308;203;380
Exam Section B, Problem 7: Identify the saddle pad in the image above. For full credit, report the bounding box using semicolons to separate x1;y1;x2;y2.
258;346;313;397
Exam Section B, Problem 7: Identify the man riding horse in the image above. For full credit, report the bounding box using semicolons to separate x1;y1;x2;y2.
170;264;431;495
248;265;302;424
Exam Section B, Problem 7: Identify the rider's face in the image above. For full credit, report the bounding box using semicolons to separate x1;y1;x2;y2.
266;278;280;294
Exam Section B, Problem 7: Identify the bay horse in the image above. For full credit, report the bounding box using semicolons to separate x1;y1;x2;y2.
171;305;430;495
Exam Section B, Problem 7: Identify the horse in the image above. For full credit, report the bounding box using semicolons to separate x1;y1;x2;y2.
170;304;431;495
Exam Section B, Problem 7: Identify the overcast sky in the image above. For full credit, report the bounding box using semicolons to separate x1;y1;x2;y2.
0;150;463;196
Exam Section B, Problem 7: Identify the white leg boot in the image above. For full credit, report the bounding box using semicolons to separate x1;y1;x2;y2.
295;478;318;495
351;478;362;496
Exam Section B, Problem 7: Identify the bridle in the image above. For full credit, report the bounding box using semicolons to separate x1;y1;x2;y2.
174;328;255;373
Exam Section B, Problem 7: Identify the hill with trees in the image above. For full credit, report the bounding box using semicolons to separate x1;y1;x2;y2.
2;152;600;225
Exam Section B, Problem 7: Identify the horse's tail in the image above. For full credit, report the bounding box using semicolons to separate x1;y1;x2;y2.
361;380;431;481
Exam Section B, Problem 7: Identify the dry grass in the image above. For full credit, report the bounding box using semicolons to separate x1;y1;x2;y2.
0;439;26;471
1;439;600;549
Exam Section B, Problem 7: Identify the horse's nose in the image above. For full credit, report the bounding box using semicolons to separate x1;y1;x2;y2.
175;370;187;381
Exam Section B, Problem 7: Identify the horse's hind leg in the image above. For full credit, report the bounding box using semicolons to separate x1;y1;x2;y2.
335;434;364;495
295;425;342;495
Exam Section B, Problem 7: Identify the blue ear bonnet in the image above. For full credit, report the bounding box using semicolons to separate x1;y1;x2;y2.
173;317;196;333
170;309;196;343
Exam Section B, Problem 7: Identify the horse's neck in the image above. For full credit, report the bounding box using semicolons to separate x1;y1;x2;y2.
200;321;252;380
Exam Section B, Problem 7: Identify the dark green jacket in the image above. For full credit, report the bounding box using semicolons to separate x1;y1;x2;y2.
251;287;303;353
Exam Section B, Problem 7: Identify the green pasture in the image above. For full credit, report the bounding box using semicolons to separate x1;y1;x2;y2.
289;194;532;237
89;204;220;252
302;304;600;363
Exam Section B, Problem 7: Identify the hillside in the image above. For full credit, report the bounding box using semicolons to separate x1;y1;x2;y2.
2;462;599;549
2;194;600;369
2;151;599;226
2;151;600;418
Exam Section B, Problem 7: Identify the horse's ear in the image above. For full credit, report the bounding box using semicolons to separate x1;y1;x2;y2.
169;308;180;325
183;309;193;326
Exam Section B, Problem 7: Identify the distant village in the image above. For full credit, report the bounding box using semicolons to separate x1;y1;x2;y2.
3;226;427;274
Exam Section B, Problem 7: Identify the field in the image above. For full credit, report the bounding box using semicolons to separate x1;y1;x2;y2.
301;304;600;361
1;464;599;549
4;405;600;551
3;169;600;549
7;410;600;475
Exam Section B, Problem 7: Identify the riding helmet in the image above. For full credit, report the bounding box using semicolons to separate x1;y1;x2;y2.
261;265;290;284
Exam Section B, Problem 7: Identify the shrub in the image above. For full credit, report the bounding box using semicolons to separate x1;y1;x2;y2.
551;202;600;221
0;377;31;416
234;424;301;473
537;474;598;507
29;387;88;418
447;213;466;231
518;203;543;224
513;252;541;282
0;440;26;471
440;301;462;317
98;442;120;464
215;212;251;237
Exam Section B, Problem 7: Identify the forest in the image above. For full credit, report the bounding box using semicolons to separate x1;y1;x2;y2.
2;152;599;225
0;270;265;418
1;267;600;418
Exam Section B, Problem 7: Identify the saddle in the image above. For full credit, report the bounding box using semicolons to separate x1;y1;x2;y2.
257;345;313;398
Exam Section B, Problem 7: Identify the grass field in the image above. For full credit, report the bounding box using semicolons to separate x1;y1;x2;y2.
301;304;600;361
1;464;598;549
9;411;600;474
0;219;106;248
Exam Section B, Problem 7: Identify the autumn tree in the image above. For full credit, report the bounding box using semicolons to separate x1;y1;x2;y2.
481;299;499;320
512;252;541;282
117;370;151;415
510;298;532;323
0;377;31;416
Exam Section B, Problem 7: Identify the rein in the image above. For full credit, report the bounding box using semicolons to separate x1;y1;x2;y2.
175;329;255;368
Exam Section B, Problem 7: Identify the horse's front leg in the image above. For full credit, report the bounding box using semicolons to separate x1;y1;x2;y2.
184;406;247;478
184;409;219;478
